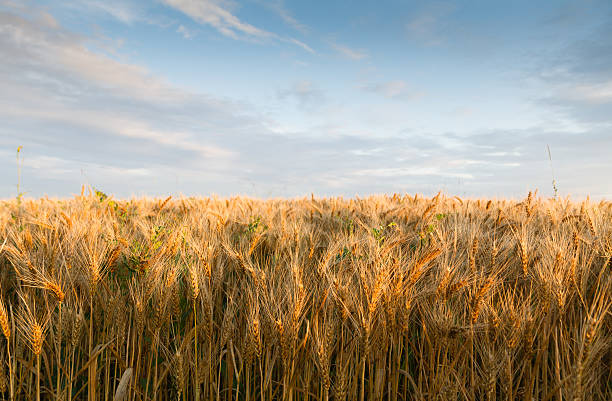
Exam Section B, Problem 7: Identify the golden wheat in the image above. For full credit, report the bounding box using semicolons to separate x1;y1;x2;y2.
0;192;609;400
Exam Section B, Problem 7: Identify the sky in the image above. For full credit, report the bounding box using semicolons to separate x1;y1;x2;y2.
1;0;611;199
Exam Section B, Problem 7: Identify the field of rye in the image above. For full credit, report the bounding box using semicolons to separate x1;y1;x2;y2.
0;191;610;401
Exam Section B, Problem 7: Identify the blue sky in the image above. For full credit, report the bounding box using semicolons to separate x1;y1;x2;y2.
1;0;611;199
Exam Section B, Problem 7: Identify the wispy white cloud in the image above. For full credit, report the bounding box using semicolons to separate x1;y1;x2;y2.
352;167;474;180
39;0;178;30
277;80;325;110
118;125;234;159
361;80;424;100
162;0;272;40
405;2;455;45
535;13;612;127
1;84;235;160
38;11;59;28
259;0;308;33
349;148;384;157
450;106;474;116
560;81;612;104
22;155;153;177
283;37;315;54
162;0;314;53
76;0;141;24
176;24;196;39
484;151;522;157
44;0;155;26
0;11;188;102
330;42;368;60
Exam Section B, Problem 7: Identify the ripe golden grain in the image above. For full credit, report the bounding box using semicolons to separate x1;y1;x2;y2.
0;194;609;401
0;297;10;340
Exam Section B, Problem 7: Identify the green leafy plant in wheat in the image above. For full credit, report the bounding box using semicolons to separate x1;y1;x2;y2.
372;221;397;244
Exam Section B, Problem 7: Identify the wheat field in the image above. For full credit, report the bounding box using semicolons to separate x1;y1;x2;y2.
0;191;610;401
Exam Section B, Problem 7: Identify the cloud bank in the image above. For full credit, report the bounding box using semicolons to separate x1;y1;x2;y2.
1;2;611;199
